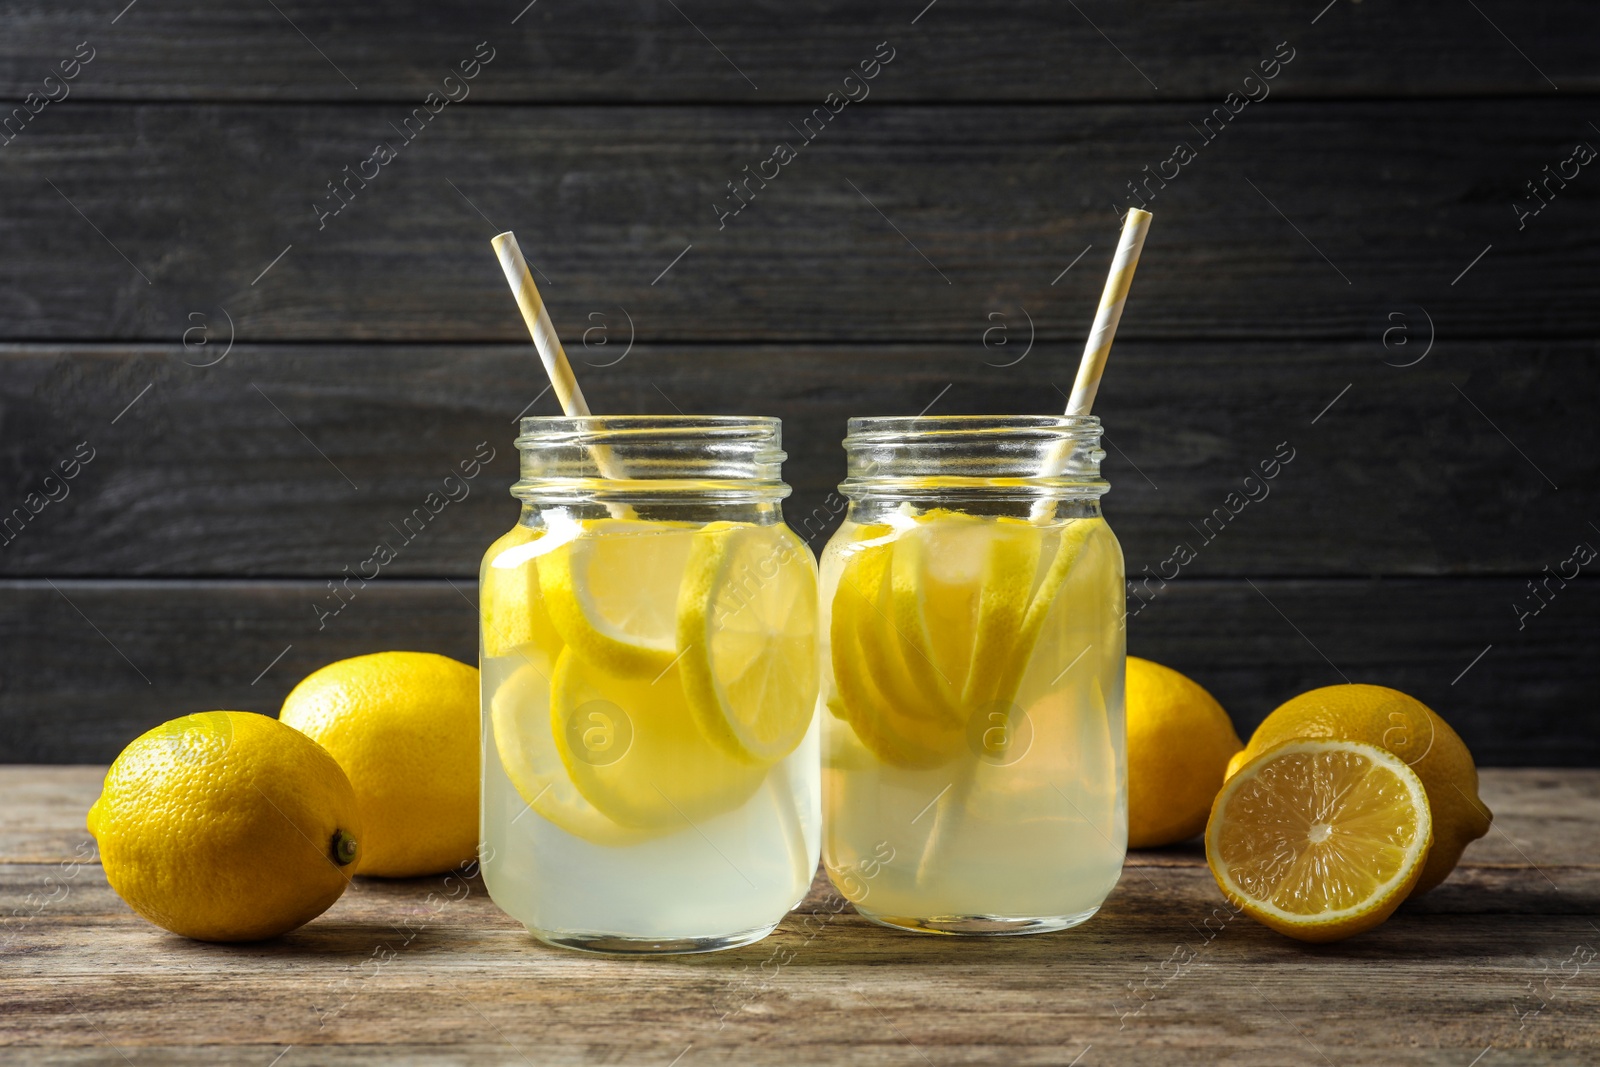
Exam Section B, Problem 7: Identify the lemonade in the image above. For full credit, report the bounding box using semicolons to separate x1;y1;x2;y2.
479;416;820;953
820;416;1126;933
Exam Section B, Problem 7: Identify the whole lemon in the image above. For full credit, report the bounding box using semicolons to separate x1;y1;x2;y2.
87;711;361;942
1126;657;1243;848
1226;683;1492;895
281;652;478;877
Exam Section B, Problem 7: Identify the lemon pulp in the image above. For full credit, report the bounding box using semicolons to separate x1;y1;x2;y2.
1207;739;1433;942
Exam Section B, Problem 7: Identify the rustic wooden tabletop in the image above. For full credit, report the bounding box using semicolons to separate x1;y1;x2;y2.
3;766;1596;1065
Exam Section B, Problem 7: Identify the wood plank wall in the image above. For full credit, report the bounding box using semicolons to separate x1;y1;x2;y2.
1;2;1595;763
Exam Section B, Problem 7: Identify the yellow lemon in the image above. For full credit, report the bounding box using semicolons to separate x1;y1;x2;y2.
281;652;478;877
491;519;806;844
1227;684;1491;894
1125;657;1243;848
87;711;360;942
676;521;819;763
887;509;988;720
828;524;965;768
481;524;562;660
989;516;1099;710
1207;739;1432;942
536;518;690;677
549;648;765;830
490;661;649;847
833;524;929;718
828;515;1100;769
890;512;1043;718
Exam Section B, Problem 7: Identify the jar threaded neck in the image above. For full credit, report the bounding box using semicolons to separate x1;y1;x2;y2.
513;415;789;506
841;415;1107;503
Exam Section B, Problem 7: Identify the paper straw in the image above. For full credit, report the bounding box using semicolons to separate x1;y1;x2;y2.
490;231;629;503
491;232;593;417
1063;207;1151;417
1027;209;1151;523
913;210;1157;881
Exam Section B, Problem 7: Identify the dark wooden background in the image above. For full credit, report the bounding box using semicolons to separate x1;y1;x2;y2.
1;1;1595;764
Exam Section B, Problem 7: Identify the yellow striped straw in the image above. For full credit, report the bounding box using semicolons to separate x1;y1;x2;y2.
1032;207;1151;520
491;231;593;418
491;231;630;511
1064;207;1151;417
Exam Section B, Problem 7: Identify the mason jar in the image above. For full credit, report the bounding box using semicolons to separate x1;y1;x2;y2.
479;416;820;953
820;415;1126;934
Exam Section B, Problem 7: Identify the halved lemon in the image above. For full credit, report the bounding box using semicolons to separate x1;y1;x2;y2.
481;525;563;660
549;648;766;830
1206;739;1434;943
676;522;819;763
535;519;690;677
490;662;647;847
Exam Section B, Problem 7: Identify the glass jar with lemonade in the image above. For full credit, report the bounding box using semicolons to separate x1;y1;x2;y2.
820;415;1126;934
479;416;820;953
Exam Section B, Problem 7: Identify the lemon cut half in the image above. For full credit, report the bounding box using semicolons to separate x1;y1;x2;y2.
1206;739;1433;943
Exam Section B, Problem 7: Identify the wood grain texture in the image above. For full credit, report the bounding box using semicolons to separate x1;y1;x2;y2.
1;102;1594;342
1;1;1593;102
3;341;1592;578
1;578;1593;765
3;768;1596;1065
0;766;103;864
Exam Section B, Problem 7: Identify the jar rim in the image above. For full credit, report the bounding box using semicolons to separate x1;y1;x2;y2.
848;414;1098;426
520;414;779;437
840;413;1107;502
845;413;1100;441
513;414;788;505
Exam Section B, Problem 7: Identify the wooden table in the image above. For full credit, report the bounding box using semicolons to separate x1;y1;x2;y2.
4;767;1596;1065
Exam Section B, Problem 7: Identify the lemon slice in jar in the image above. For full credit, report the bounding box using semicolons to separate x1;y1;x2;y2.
535;518;692;677
480;525;563;662
490;661;648;847
828;524;966;768
889;512;1044;715
676;522;820;763
984;516;1102;709
548;648;766;830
